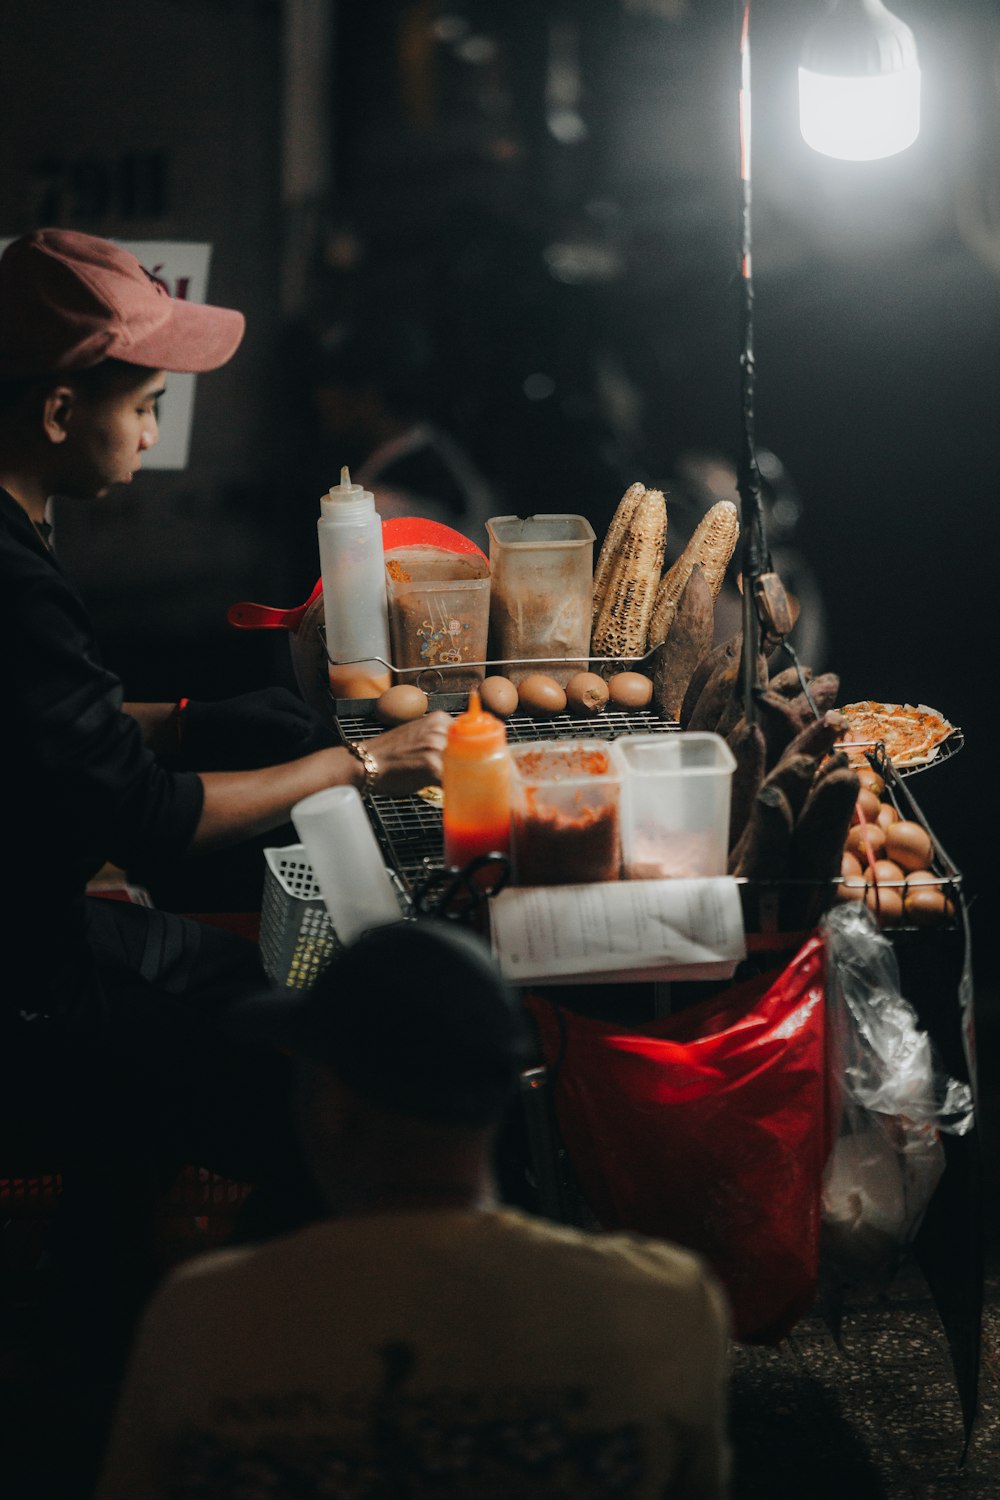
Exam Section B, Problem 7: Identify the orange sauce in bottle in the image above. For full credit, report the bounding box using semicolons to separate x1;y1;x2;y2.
442;691;511;877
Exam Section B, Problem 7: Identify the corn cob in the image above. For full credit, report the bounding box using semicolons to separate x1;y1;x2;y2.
648;500;739;647
591;482;647;628
591;489;667;659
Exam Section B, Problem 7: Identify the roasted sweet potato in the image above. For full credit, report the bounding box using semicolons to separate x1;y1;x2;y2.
769;664;813;699
774;709;848;768
680;631;741;729
728;782;795;881
727;718;766;851
687;660;738;733
653;565;714;722
784;762;860;928
715;648;768;739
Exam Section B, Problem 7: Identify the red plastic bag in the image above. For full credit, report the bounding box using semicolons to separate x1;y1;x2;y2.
525;935;832;1343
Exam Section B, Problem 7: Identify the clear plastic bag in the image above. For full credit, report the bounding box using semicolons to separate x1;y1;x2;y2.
819;903;974;1285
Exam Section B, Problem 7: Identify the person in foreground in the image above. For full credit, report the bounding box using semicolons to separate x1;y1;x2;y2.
0;229;448;1352
95;920;732;1500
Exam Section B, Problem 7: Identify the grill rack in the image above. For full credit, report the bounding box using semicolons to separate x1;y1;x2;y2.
337;705;679;892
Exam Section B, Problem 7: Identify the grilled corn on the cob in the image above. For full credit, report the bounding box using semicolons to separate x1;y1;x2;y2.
649;499;738;647
591;482;647;627
591;489;667;659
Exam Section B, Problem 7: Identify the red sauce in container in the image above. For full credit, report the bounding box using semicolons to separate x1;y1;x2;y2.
511;743;620;885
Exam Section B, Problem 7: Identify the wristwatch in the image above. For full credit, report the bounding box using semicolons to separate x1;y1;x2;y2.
347;739;379;796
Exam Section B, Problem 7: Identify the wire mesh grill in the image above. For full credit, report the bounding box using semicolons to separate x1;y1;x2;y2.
337;707;680;889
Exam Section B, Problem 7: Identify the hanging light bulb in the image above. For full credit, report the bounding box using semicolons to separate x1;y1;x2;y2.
799;0;921;160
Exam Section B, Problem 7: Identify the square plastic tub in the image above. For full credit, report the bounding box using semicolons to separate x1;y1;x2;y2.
509;739;621;885
486;515;595;685
611;731;736;880
386;547;490;691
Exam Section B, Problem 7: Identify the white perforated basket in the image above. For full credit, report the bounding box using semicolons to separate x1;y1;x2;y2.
260;844;339;989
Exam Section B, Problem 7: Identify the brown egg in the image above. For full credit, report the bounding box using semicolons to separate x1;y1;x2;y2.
851;788;882;825
374;683;429;726
864;884;903;925
857;768;885;797
479;675;519;719
884;820;933;872
845;822;886;863
875;801;899;831
565;672;610;715
865;858;906;887
841;851;864;879
903;885;951;926
607;672;653;709
903;869;955;918
517;673;567;717
836;876;867;904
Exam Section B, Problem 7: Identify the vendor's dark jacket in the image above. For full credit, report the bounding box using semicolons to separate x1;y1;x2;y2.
2;487;203;1029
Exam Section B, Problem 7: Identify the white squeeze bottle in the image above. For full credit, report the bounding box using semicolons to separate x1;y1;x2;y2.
317;466;392;699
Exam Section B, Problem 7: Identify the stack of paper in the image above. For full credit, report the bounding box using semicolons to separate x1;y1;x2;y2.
489;877;746;986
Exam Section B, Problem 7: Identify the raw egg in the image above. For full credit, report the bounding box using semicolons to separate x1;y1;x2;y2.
903;877;954;925
607;672;653;709
884;820;933;873
841;851;864;879
845;822;886;863
852;788;882;825
864;884;903;925
517;673;567;717
374;683;429;726
565;671;610;715
479;675;519;719
836;876;867;904
875;802;899;831
865;858;905;887
857;768;885;797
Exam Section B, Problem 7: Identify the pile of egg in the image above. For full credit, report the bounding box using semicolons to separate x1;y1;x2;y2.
836;767;955;927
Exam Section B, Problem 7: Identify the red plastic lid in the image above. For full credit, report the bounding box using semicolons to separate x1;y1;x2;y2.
381;516;488;563
229;519;486;631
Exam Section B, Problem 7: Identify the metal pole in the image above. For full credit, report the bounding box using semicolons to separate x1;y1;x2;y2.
737;0;770;723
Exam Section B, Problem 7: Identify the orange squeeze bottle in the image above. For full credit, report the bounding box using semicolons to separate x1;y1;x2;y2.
442;690;511;874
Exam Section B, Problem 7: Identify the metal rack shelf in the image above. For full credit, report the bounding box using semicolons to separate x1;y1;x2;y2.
336;706;680;891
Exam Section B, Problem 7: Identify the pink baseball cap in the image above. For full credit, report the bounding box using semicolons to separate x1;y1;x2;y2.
0;228;245;379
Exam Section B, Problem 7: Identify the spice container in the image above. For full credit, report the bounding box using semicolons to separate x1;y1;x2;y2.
611;732;736;880
486;515;595;686
509;739;621;886
386;546;490;692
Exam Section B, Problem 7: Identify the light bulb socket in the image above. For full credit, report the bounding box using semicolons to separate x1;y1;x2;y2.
800;0;918;78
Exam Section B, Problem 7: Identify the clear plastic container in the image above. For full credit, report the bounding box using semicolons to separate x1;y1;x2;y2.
509;739;621;886
486;514;595;685
611;732;736;880
386;546;490;691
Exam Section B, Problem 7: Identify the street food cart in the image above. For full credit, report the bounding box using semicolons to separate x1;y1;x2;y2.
235;485;979;1442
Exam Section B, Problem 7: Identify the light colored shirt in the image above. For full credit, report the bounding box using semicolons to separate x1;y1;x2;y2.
96;1206;730;1499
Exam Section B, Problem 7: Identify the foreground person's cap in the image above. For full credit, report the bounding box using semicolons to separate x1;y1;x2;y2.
230;920;535;1127
0;228;245;378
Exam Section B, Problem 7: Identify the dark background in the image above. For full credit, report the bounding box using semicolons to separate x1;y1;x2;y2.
1;0;996;936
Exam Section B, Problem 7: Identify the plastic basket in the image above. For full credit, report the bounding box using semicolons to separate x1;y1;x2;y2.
260;844;339;989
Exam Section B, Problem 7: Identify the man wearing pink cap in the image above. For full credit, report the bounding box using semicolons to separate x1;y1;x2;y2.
0;230;448;1362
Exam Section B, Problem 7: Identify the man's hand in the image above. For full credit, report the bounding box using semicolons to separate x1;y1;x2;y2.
367;710;451;798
